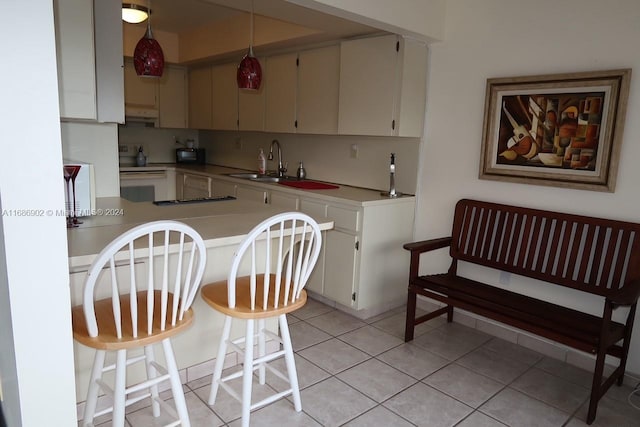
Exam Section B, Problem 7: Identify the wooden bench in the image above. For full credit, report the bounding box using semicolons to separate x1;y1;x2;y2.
404;199;640;424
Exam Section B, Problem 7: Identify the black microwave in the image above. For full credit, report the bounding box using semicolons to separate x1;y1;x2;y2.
176;148;206;164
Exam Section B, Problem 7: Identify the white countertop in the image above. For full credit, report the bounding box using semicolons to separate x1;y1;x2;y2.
120;163;415;207
68;197;333;269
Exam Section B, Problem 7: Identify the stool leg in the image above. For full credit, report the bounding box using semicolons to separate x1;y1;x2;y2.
144;344;161;417
209;315;232;405
279;314;301;411
241;319;255;427
258;318;266;385
162;338;191;427
113;349;127;427
83;350;106;426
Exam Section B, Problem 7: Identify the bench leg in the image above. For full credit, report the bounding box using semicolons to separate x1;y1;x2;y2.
587;349;606;425
446;305;454;323
405;288;417;342
617;303;637;386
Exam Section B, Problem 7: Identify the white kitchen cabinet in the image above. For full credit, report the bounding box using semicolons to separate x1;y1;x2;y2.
125;60;187;128
158;65;187;129
182;173;211;199
236;185;267;204
55;0;124;122
300;195;415;314
211;63;238;130
324;231;358;306
175;171;185;200
188;66;213;129
264;53;298;133
124;59;156;107
297;45;340;134
338;34;427;137
210;178;236;198
268;190;299;211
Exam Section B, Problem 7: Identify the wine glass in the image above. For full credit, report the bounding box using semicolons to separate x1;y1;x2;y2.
64;165;83;227
63;166;74;228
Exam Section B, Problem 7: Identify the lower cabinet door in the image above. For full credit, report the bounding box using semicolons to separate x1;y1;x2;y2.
236;185;267;204
323;230;357;307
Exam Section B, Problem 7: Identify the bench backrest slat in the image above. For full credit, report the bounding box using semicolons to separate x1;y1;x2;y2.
451;199;640;297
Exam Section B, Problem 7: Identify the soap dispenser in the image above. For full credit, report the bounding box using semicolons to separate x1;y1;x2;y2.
136;146;147;167
258;148;266;174
296;161;307;180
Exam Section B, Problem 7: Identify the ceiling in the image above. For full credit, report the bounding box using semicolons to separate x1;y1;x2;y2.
144;0;378;40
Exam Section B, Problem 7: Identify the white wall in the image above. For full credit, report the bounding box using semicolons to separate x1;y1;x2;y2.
419;0;640;375
200;131;420;194
0;0;77;425
61;122;121;197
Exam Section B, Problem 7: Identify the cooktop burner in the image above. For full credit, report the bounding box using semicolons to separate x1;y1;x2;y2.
153;196;236;206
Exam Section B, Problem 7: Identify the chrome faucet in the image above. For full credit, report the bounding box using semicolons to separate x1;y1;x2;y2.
268;139;287;177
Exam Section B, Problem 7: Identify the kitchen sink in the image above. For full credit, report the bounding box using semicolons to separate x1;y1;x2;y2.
227;173;260;179
226;172;291;183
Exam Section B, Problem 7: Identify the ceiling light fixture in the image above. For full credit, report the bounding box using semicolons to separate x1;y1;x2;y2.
122;3;149;24
133;1;164;77
237;0;262;90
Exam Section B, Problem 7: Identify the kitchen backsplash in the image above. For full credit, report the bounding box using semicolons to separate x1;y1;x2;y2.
199;131;420;194
116;125;420;194
118;124;199;165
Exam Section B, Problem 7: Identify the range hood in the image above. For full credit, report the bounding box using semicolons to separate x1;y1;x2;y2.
125;105;159;126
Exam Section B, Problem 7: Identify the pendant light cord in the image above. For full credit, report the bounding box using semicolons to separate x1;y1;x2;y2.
249;0;255;56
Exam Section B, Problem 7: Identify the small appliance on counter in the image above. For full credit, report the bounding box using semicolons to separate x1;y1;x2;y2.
176;147;206;164
63;160;96;218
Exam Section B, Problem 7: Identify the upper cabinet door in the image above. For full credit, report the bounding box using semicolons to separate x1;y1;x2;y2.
338;34;399;136
55;0;123;122
158;65;187;129
124;59;157;107
211;63;238;131
264;53;298;133
297;45;340;135
55;0;97;120
188;66;213;129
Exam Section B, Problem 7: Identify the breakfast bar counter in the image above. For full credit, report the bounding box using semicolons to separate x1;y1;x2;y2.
67;196;330;269
68;197;333;403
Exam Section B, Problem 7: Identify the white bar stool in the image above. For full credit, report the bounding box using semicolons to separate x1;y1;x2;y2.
71;220;207;427
201;212;322;427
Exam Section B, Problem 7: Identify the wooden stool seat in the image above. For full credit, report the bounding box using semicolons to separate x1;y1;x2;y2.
201;275;307;319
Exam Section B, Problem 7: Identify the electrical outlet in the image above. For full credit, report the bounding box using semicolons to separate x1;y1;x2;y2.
234;137;243;150
350;144;359;159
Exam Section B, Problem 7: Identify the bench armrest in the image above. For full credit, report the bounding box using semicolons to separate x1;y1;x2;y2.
403;237;452;254
403;237;452;279
609;279;640;307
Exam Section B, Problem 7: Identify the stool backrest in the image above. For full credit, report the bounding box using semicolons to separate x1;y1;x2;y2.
82;220;207;339
228;212;322;310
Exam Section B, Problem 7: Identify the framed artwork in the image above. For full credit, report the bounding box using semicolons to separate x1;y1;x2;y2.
479;69;631;192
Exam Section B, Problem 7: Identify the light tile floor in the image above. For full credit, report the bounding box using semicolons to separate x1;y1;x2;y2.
100;298;640;426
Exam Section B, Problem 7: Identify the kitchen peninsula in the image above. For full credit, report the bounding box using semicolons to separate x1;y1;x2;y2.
68;196;333;404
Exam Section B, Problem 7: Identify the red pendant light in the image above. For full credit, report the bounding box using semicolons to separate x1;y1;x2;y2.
133;2;164;77
237;0;262;90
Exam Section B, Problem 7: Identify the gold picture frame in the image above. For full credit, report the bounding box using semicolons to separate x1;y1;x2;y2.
479;69;631;192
